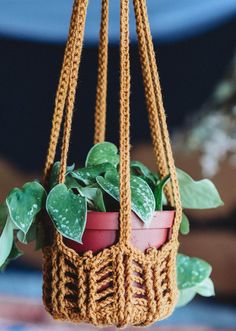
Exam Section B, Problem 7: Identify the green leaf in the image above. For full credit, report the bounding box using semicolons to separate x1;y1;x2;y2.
130;176;156;223
196;278;215;297
180;213;190;235
86;142;119;167
50;162;75;188
6;182;46;235
0;217;14;268
176;254;214;307
177;288;196;307
65;176;82;190
138;176;156;190
177;254;212;290
71;163;114;185
154;175;170;210
177;277;215;307
96;174;155;223
17;219;45;249
130;161;157;184
96;175;119;199
78;186;106;212
104;167;119;180
130;161;152;177
17;221;37;244
177;168;224;209
46;184;87;243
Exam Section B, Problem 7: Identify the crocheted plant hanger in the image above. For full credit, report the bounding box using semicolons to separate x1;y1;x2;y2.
42;0;182;327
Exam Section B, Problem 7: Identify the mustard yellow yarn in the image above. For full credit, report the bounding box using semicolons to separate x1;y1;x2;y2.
42;0;182;327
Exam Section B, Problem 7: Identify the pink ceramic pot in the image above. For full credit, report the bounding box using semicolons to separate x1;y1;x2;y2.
63;210;175;253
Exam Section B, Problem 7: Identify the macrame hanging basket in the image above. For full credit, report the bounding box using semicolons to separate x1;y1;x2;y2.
42;0;182;327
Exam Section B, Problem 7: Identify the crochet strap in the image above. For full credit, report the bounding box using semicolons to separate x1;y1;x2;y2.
43;0;81;182
119;0;132;245
94;0;109;144
133;0;182;240
43;0;88;183
58;0;88;183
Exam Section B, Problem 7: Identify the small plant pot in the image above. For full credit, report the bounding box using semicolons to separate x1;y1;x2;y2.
63;211;174;253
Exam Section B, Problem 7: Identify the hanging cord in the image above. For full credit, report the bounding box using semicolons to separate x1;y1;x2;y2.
94;0;109;144
138;0;182;239
59;0;89;183
119;0;132;246
133;0;169;187
43;0;80;183
136;0;173;204
133;0;182;239
118;2;134;324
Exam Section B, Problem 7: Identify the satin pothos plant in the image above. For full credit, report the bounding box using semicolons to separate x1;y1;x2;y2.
0;142;223;307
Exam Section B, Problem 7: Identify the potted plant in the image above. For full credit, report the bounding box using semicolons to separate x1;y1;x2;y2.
0;142;223;307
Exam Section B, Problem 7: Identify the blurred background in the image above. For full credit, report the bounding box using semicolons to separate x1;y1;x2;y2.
0;0;236;330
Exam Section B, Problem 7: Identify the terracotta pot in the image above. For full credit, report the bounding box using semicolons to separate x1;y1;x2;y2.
63;210;175;253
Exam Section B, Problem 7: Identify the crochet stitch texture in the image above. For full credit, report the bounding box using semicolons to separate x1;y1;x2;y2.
42;0;182;327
